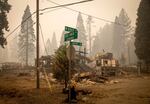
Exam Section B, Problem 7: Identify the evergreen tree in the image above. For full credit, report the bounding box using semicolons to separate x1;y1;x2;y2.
92;28;101;56
0;0;11;48
53;45;69;88
92;23;113;56
119;9;132;49
76;13;86;47
8;35;18;62
99;24;114;52
126;31;137;65
135;0;150;69
120;53;126;66
18;5;35;65
112;16;122;59
45;38;52;55
119;9;132;36
0;46;8;62
60;30;65;46
51;32;57;54
118;9;133;63
112;9;133;65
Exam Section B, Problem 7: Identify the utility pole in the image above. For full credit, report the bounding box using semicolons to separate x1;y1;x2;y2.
36;0;40;89
79;46;81;63
68;41;71;104
84;47;86;64
26;21;29;67
76;48;88;64
87;16;93;56
35;0;93;90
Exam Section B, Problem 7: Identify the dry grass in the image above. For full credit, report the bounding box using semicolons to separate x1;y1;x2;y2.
0;73;150;104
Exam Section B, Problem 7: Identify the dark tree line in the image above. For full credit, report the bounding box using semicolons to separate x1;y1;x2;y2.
135;0;150;70
0;0;11;48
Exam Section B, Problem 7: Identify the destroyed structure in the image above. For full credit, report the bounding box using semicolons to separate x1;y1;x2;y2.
95;52;120;76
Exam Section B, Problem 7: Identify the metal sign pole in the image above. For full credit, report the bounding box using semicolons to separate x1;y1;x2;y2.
36;0;40;89
64;26;78;103
68;40;71;104
79;46;81;63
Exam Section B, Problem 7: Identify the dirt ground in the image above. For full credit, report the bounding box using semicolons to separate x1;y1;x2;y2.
0;73;150;104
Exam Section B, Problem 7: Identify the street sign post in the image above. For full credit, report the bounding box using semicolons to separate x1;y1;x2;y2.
66;45;75;60
64;26;78;41
64;26;78;104
70;41;82;46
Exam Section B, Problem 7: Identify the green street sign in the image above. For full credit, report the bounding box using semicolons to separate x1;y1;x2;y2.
70;42;82;46
64;26;78;41
64;32;78;41
65;26;77;32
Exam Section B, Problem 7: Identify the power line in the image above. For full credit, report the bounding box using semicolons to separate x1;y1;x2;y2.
6;0;92;39
39;8;62;15
39;23;48;55
40;0;93;12
9;22;36;42
6;12;36;38
39;24;53;93
46;0;126;26
6;8;61;39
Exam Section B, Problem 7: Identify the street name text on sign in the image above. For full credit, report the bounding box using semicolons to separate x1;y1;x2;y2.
70;42;82;46
64;26;78;41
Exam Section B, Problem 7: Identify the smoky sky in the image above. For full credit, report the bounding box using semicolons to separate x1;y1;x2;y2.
7;0;140;46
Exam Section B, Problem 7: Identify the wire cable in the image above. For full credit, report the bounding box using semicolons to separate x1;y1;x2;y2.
39;23;48;55
6;0;93;39
46;0;127;26
9;22;36;42
39;23;53;93
6;12;36;38
40;0;93;12
6;8;61;39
